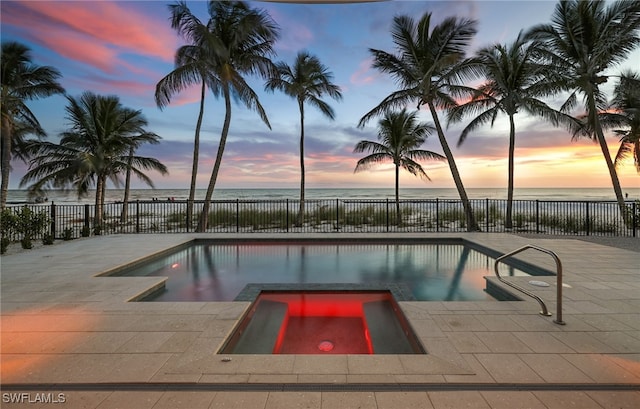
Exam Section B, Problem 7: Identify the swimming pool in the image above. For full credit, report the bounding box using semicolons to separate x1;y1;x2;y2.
109;240;552;302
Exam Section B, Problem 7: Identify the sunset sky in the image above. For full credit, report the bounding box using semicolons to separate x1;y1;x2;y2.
2;0;639;191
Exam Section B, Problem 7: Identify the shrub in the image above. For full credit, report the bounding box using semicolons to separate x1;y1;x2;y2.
513;213;526;229
166;211;186;224
63;228;74;241
207;209;235;226
42;233;54;245
439;207;465;223
1;209;17;254
539;214;562;228
81;226;91;237
1;237;10;254
20;237;32;249
15;207;48;247
487;204;504;223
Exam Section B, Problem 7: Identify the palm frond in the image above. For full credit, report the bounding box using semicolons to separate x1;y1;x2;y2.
354;152;392;172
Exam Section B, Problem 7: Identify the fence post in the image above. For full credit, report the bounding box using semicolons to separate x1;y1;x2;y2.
50;201;56;238
633;202;637;238
186;200;191;233
585;201;590;236
135;200;140;233
485;198;489;232
436;198;439;232
83;204;90;235
386;198;389;232
336;198;340;231
286;199;289;232
535;200;540;233
236;199;240;233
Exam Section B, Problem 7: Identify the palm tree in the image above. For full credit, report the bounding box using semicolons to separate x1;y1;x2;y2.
196;0;279;232
449;32;569;229
155;1;222;228
6;119;46;179
611;72;640;174
527;0;640;222
358;13;481;231
1;41;65;207
354;109;445;225
119;130;163;222
20;92;167;228
265;51;342;226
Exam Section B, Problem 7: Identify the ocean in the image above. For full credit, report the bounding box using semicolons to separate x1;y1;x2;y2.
6;187;640;206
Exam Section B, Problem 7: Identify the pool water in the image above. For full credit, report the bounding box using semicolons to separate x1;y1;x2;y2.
111;241;548;302
219;291;424;355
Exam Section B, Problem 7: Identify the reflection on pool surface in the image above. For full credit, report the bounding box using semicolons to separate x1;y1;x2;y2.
111;241;549;302
219;291;425;355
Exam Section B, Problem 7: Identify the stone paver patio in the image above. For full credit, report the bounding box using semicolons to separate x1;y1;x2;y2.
1;233;639;408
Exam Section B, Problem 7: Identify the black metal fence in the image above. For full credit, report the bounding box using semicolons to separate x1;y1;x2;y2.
2;198;638;241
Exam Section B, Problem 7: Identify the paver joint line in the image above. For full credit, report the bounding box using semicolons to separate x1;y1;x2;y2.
2;382;639;392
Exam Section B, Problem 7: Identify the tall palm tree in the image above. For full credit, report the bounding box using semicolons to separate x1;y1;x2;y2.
354;109;445;225
611;72;640;174
119;130;163;222
155;1;222;227
449;32;569;229
358;13;482;231
20;92;167;228
527;0;640;222
196;0;279;232
1;41;65;207
265;51;342;226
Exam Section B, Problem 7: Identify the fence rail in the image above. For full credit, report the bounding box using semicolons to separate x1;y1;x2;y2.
2;198;638;241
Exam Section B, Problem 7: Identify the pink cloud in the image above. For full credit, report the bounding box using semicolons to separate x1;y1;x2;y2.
3;1;176;72
17;1;175;60
29;29;119;74
170;84;206;107
350;58;378;85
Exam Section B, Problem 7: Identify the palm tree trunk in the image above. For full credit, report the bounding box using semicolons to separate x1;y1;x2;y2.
395;163;401;226
588;94;629;225
188;81;206;229
0;119;12;208
506;114;516;229
94;175;104;230
428;103;479;231
197;84;232;232
120;147;134;223
297;99;305;226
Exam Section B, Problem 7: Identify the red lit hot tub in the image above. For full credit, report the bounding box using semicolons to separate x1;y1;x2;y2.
219;291;425;354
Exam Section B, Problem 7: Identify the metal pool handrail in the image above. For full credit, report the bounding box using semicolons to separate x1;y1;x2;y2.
494;245;565;325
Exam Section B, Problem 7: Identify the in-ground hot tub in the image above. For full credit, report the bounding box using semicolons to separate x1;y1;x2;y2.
219;291;425;354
